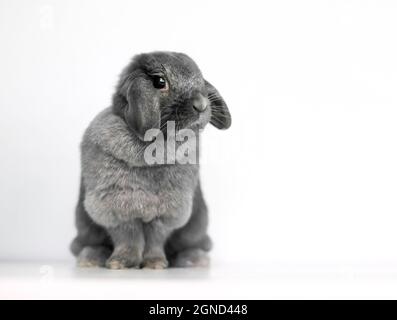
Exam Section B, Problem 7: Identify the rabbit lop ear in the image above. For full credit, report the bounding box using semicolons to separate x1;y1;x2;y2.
205;80;232;130
124;76;161;140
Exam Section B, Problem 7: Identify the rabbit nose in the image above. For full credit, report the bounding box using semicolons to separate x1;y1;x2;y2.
192;95;208;113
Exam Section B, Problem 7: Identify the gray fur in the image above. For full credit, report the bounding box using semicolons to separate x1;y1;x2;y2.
71;51;231;269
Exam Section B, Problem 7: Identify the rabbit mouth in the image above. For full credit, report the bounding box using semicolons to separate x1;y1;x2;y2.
190;108;211;129
160;102;208;132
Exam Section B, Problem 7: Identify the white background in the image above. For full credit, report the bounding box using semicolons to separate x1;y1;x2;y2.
1;0;397;298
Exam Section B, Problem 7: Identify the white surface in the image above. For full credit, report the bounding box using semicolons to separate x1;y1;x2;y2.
2;261;397;300
1;0;397;276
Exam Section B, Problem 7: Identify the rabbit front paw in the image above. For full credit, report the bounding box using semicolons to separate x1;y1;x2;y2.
142;257;169;270
105;248;142;270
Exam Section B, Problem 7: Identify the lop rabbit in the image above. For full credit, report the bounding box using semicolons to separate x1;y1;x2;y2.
71;52;231;269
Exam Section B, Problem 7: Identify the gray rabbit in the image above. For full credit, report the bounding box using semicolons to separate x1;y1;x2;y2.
70;52;231;269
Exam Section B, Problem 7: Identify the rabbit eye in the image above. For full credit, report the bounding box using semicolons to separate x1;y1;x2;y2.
152;76;168;91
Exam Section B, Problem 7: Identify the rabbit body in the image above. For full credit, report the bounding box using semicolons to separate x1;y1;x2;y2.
82;108;198;228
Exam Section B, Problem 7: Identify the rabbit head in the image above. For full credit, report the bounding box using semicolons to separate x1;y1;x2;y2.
112;52;231;139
